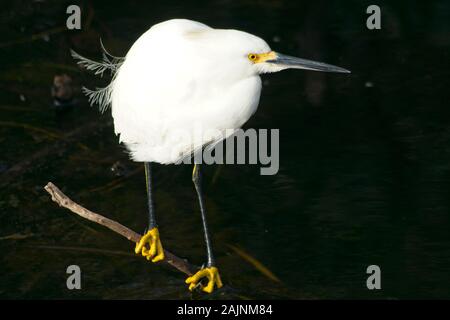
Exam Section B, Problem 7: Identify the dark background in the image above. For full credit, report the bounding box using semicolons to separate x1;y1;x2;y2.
1;0;449;299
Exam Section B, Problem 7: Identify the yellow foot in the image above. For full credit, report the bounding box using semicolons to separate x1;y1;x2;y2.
185;266;223;293
135;227;165;262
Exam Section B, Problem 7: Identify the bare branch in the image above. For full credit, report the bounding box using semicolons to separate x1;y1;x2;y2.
44;182;196;276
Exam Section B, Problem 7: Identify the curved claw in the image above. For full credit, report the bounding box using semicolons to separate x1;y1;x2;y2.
185;266;223;293
135;227;165;262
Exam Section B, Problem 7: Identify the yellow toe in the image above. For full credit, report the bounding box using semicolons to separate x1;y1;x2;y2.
135;227;165;263
185;266;223;293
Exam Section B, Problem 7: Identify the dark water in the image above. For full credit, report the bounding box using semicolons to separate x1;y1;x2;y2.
1;0;450;299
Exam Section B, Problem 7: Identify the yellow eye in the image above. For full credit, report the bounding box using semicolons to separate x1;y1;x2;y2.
248;53;258;62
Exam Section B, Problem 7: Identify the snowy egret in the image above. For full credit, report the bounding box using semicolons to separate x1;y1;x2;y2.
73;19;350;293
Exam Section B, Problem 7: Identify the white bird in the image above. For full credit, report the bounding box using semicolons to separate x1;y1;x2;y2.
73;18;350;294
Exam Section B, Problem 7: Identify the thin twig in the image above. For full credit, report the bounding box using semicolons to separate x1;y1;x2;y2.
44;182;196;276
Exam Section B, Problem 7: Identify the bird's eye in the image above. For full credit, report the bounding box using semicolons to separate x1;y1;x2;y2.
248;53;258;62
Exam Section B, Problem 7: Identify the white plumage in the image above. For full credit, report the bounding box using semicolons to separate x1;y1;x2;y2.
111;19;271;164
73;19;349;164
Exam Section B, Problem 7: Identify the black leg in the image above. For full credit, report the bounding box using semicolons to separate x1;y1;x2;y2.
186;164;223;292
192;164;215;267
144;162;157;230
135;162;164;262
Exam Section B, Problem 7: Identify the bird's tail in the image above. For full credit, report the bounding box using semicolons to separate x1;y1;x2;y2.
71;39;124;113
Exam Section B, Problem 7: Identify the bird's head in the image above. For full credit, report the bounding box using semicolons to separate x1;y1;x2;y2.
184;26;350;81
214;30;350;76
